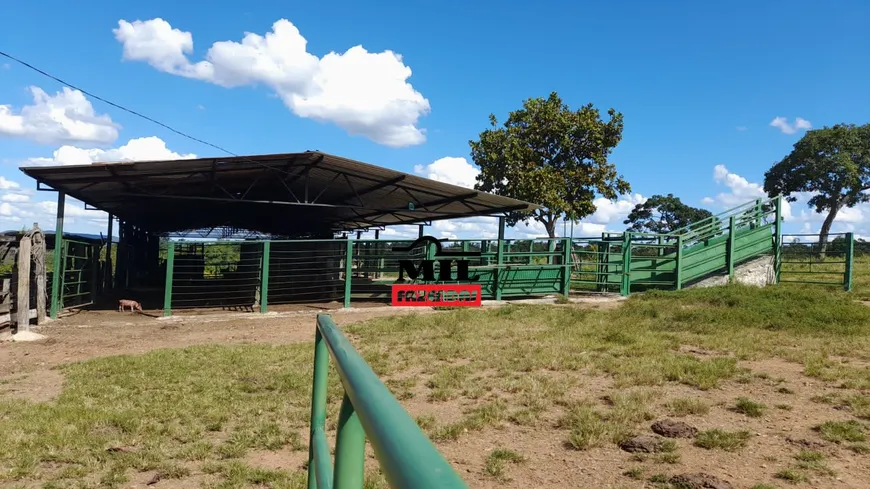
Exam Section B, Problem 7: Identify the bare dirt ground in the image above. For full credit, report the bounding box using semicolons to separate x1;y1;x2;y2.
1;295;868;489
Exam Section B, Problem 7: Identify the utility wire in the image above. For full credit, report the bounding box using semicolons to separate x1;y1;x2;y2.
0;49;255;162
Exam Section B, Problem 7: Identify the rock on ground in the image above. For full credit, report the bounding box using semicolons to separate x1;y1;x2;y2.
670;473;733;489
11;330;47;342
618;435;666;453
651;419;698;438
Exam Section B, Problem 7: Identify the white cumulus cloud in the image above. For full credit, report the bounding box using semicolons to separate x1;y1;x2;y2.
114;18;430;147
770;116;811;135
0;86;120;145
0;176;21;190
24;136;196;166
413;157;480;189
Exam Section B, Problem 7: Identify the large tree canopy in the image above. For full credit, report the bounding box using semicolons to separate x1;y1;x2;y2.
623;194;713;234
763;123;870;254
469;92;631;238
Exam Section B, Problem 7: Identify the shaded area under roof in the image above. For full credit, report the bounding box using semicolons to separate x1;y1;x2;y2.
18;151;539;237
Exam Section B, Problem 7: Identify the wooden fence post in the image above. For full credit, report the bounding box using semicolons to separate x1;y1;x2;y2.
16;235;32;331
32;226;47;325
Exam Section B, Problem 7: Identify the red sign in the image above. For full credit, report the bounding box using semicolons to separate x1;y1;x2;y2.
391;284;482;307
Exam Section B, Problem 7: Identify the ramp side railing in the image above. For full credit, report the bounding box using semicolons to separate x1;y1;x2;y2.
307;314;469;489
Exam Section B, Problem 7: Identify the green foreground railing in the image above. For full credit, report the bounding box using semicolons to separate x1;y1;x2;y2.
308;314;469;489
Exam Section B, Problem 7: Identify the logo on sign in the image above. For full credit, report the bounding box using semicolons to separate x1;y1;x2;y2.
390;236;482;307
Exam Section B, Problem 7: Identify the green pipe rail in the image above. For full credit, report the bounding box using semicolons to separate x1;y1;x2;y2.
308;314;469;489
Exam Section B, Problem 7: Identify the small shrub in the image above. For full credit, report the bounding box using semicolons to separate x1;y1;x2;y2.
484;449;525;481
733;397;766;418
775;468;809;483
694;429;751;451
665;397;710;417
815;420;867;443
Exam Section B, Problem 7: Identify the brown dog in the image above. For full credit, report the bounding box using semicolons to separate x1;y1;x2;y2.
118;299;143;312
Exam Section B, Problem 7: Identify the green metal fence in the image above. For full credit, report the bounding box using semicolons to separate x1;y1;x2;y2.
777;233;854;291
308;313;468;489
162;237;574;315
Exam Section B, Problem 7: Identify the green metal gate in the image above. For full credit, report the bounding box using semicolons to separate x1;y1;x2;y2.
56;239;98;312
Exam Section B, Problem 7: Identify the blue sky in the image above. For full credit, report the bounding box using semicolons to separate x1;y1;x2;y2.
1;0;868;240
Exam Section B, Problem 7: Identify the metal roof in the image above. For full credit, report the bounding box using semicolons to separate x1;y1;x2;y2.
18;151;539;237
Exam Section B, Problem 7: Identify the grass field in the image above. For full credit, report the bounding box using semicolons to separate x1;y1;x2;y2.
1;258;870;488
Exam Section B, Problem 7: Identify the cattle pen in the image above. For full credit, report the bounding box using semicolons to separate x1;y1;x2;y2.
16;151;579;318
12;151;853;323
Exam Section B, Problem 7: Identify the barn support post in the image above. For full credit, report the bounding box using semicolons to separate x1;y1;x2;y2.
105;214;113;291
260;241;271;313
114;220;125;290
50;192;65;319
16;234;32;331
418;225;424;239
163;241;175;317
374;230;382;279
494;217;505;300
343;240;354;308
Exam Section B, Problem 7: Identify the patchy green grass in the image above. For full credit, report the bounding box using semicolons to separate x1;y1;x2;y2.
665;397;710;417
775;468;809;484
558;390;658;450
4;283;870;487
792;450;835;476
483;449;525;481
733;397;767;418
693;429;752;451
815;420;867;443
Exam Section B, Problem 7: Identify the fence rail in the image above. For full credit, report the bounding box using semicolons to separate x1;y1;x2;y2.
308;314;469;489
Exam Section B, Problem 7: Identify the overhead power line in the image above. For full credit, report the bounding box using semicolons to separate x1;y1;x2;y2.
0;49;249;160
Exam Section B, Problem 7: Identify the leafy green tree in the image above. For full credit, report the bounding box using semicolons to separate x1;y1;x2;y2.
763;123;870;255
623;194;713;234
469;92;631;238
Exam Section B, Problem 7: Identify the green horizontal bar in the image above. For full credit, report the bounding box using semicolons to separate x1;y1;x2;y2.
316;314;468;489
779;280;843;286
780;270;844;275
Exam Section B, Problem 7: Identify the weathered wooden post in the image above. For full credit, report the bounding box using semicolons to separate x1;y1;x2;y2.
32;225;47;325
16;233;32;331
